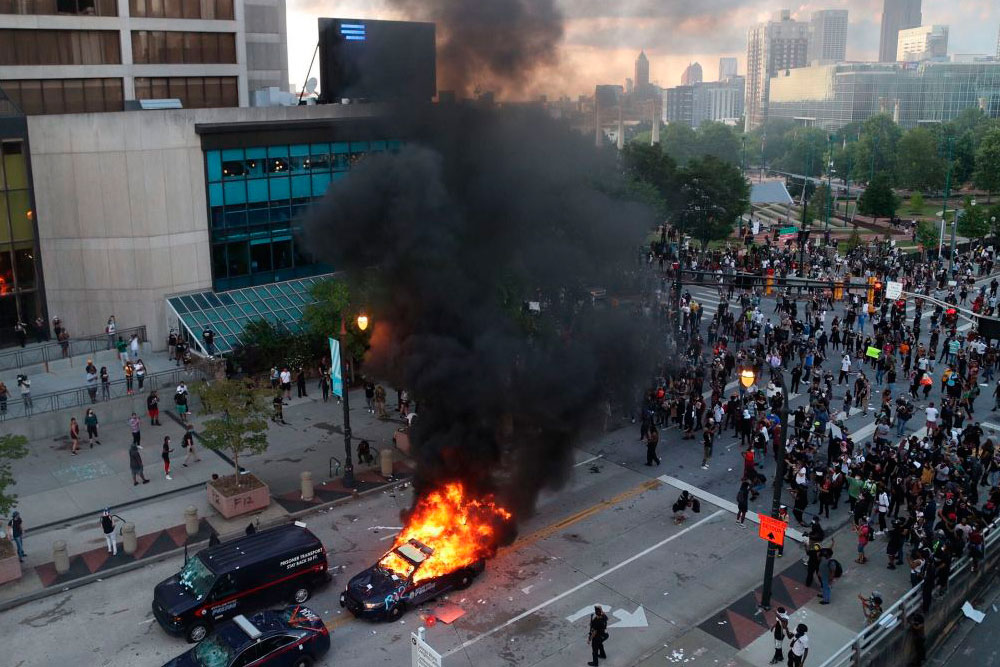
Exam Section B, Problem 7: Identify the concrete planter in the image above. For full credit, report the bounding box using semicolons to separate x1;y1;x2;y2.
0;551;23;585
207;474;270;519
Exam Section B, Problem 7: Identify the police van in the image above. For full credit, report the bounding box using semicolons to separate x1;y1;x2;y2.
153;522;332;643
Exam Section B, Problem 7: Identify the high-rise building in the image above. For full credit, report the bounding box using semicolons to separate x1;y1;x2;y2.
681;62;703;86
0;0;289;114
635;51;651;98
663;77;745;129
808;9;849;64
745;9;810;131
719;57;739;81
897;25;949;62
879;0;922;62
663;86;694;126
996;25;1000;59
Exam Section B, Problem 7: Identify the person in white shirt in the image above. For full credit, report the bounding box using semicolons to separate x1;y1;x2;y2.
925;402;939;435
788;624;809;666
280;368;292;399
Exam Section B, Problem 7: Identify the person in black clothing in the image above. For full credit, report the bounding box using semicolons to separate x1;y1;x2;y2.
202;327;215;356
645;426;661;466
587;605;608;665
296;368;307;398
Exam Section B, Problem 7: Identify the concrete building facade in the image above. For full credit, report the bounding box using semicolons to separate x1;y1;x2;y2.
719;57;738;81
897;25;949;62
0;0;289;115
879;0;922;62
745;9;810;131
808;9;848;65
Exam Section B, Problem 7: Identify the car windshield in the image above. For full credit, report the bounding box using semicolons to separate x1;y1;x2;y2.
193;636;235;667
178;556;216;598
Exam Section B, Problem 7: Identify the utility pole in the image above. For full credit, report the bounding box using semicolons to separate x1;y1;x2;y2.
758;369;789;610
740;135;747;236
938;136;955;268
825;134;834;232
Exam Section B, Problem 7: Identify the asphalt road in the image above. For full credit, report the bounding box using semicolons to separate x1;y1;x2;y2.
4;276;997;667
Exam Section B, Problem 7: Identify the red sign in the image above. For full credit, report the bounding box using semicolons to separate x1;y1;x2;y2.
758;515;787;546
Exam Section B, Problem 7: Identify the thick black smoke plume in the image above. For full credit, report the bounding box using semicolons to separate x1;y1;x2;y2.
304;106;656;517
387;0;563;96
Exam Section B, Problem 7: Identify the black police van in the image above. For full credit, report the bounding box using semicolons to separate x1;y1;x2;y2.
153;522;332;643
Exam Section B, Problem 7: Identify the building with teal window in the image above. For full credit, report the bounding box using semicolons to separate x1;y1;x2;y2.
204;137;402;291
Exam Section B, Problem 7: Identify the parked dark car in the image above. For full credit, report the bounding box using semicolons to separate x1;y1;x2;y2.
162;605;330;667
153;523;332;642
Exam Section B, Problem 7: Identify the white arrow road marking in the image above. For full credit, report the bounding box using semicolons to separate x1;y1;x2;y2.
609;606;648;629
565;604;612;623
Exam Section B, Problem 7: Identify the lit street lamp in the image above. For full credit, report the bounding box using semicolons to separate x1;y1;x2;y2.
338;312;369;488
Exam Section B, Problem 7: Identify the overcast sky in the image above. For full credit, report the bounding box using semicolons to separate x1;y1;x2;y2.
286;0;1000;97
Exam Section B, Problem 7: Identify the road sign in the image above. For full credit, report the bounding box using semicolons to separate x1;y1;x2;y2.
758;515;787;546
885;281;902;300
779;226;797;235
412;628;442;667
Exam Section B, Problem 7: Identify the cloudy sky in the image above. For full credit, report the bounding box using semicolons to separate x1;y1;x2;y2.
286;0;1000;97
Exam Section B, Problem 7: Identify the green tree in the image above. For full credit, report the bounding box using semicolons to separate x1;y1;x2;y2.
974;128;1000;202
621;142;679;218
908;191;924;214
232;319;294;376
805;184;831;226
858;171;900;222
773;127;828;178
915;220;938;251
897;127;948;192
957;197;992;238
0;434;28;518
661;122;698;166
696;121;741;164
674;155;750;248
302;278;372;362
853;114;902;183
193;378;271;486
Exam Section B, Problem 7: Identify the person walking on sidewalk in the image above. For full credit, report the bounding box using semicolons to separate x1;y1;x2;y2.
7;511;25;561
736;480;750;526
788;624;809;667
645;425;661;466
769;608;790;664
100;508;117;556
162;436;174;480
586;605;609;666
147;390;160;426
175;384;189;424
181;424;201;466
128;412;141;445
129;442;149;485
69;417;80;455
84;408;100;447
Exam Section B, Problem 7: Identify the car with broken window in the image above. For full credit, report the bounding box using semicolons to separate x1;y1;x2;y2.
339;538;483;620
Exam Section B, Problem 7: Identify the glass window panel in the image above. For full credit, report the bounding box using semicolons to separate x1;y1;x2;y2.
83;78;105;112
369;140;386;152
273;240;292;269
290;175;310;198
250;242;272;272
168;297;188;314
180;295;198;312
222;148;243;161
182;0;198;17
192;293;210;309
218;292;234;305
129;0;145;16
246;206;268;226
289;144;309;157
12;243;35;289
268;177;289;200
246;178;268;203
227;242;249;276
332;142;349;154
266;157;288;174
289;155;308;173
185;76;205;107
267;145;288;158
216;0;233;20
148;0;162;17
0;194;9;243
349;141;369;153
104;78;123;110
204;292;221;308
208;183;223;207
245;147;266;159
0;247;12;294
223;180;246;205
211;244;227;279
231;290;247;303
1;141;27;189
240;302;257;315
63;79;85;113
220;77;237;106
268;204;290;225
333;153;350;171
311;172;331;196
7;191;32;241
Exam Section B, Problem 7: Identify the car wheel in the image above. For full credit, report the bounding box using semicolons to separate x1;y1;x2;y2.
186;623;209;643
388;603;404;620
456;572;474;589
292;658;314;667
293;586;311;603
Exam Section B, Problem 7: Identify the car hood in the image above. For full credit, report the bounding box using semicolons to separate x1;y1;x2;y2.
155;575;201;616
347;566;406;600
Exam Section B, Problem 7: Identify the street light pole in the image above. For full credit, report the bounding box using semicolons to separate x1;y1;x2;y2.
826;134;834;232
756;368;789;611
338;312;369;488
942;137;956;272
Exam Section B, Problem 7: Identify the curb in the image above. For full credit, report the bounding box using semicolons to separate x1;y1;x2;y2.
0;474;413;613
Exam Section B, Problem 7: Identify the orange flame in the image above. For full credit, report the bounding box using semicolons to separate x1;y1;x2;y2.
380;482;512;583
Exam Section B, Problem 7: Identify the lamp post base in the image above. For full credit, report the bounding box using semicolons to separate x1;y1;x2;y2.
343;463;356;489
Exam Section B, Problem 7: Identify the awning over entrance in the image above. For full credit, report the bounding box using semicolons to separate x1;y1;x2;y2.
166;274;332;354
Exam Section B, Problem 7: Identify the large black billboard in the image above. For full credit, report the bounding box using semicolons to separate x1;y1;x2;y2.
318;18;436;103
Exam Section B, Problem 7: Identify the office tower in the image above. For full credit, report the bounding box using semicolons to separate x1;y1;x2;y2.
664;86;695;127
0;0;289;114
897;25;949;62
719;57;738;81
745;9;810;131
879;0;922;62
626;78;634;95
681;62;703;85
808;9;849;64
995;24;999;59
635;51;650;92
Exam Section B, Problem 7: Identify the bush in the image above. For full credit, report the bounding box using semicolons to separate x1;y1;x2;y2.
908;192;924;214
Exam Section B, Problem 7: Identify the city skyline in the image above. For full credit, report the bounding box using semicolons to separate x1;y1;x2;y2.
286;0;999;98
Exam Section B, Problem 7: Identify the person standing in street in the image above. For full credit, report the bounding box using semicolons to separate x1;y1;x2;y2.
788;624;809;666
736;480;750;527
84;408;100;447
69;416;80;455
129;442;149;485
181;424;201;466
587;605;609;666
7;511;25;561
162;436;174;480
645;425;661;466
100;508;117;556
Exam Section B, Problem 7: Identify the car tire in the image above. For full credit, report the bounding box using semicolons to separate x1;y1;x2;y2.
388;603;404;620
186;622;209;643
293;586;311;603
292;658;314;667
456;572;474;589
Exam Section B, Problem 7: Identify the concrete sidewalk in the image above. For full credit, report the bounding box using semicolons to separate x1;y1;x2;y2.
0;385;413;607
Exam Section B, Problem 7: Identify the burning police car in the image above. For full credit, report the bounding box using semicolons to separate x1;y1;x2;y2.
339;538;483;620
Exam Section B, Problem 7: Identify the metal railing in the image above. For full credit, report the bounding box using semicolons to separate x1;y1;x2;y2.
0;363;204;421
819;519;1000;667
0;325;147;372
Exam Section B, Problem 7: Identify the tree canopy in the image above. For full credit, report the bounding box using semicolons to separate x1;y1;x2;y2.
858;171;900;221
194;378;271;486
673;155;749;247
